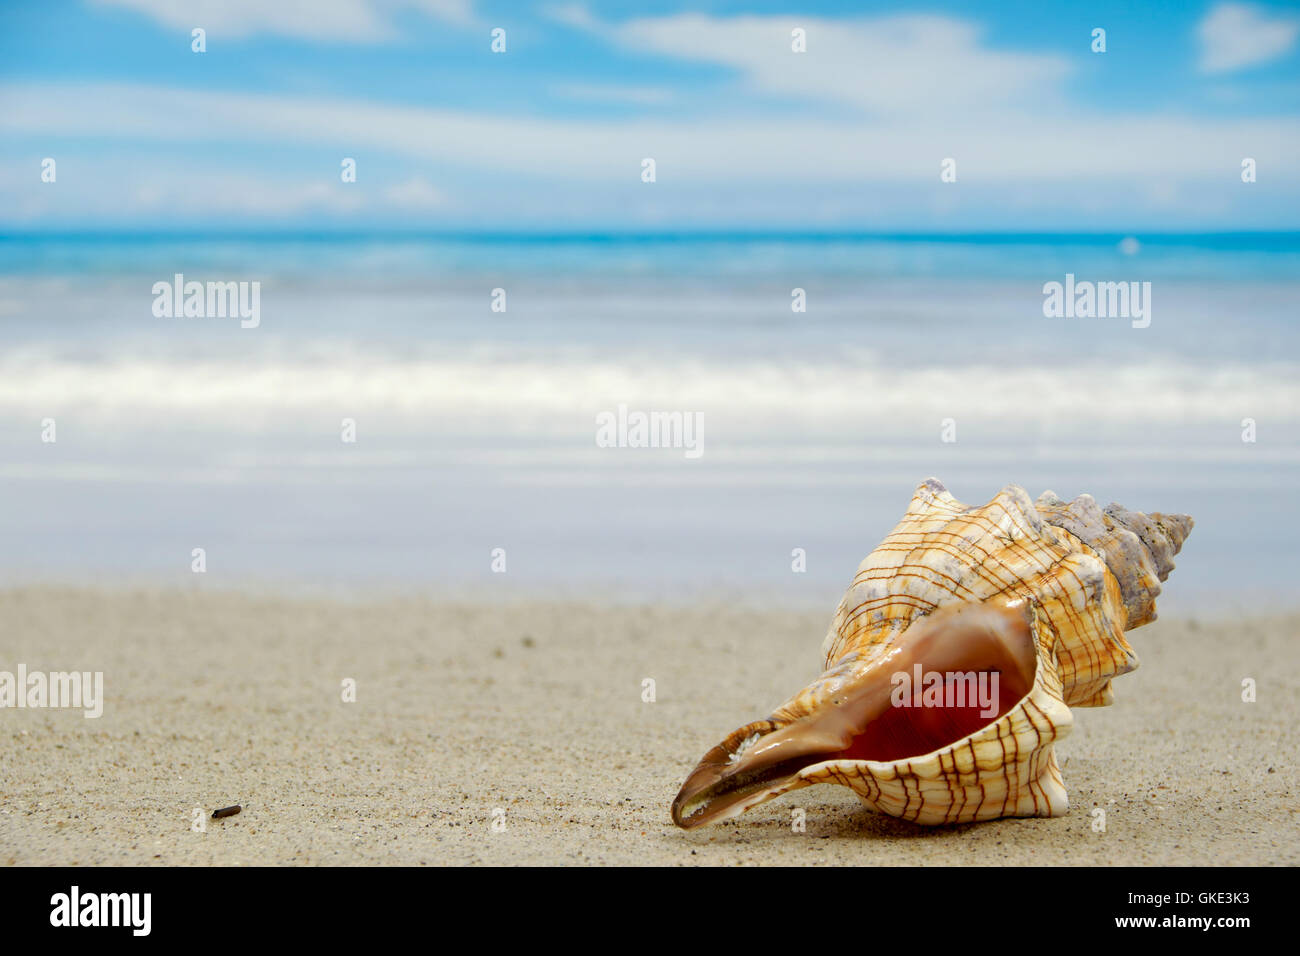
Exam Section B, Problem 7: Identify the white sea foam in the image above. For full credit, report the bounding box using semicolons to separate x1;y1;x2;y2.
2;349;1296;431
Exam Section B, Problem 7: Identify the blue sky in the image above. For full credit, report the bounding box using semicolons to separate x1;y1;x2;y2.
2;0;1299;230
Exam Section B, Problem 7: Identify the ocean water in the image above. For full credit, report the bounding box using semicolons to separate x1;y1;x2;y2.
1;232;1297;614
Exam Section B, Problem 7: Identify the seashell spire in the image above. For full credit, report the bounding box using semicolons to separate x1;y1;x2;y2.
1035;489;1193;630
671;478;1193;830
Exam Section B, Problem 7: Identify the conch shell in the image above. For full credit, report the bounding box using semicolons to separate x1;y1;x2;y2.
671;478;1193;829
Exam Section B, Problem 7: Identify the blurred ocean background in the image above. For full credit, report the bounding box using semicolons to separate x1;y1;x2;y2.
1;231;1296;613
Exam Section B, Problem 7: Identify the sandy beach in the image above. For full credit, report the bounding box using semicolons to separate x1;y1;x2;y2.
2;586;1295;866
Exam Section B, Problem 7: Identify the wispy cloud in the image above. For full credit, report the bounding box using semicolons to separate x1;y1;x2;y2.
5;81;1296;184
133;175;367;216
5;3;1298;228
0;152;456;224
544;3;599;33
552;8;1070;117
1199;2;1300;74
383;175;446;209
90;0;476;43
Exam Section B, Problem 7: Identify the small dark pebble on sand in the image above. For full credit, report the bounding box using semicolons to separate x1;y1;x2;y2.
212;805;242;819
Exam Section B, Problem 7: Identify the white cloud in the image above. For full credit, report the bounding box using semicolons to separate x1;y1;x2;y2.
0;154;478;223
383;176;446;209
90;0;475;43
1199;2;1300;73
553;8;1070;117
4;81;1297;188
0;151;462;223
544;3;599;32
171;177;367;216
0;156;367;222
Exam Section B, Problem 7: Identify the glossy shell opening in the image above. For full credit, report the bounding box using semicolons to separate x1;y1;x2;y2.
671;602;1038;829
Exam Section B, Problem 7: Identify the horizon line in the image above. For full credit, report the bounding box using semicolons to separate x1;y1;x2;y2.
3;229;1300;245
